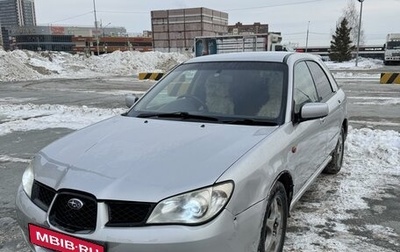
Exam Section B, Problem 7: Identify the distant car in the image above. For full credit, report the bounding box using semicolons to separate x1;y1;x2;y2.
16;52;347;252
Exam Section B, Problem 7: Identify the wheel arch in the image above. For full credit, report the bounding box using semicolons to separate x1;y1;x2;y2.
342;118;348;141
275;171;294;210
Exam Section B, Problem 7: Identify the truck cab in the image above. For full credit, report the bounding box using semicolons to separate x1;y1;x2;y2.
384;33;400;65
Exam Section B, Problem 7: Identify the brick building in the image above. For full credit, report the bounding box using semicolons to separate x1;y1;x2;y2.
228;22;269;35
151;7;228;52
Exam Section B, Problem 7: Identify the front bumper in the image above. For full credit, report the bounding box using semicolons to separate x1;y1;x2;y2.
16;185;263;252
385;56;400;61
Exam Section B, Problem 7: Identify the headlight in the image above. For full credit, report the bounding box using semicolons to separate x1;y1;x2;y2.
147;181;234;225
22;161;34;198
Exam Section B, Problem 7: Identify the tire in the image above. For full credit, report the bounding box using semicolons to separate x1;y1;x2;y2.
323;127;345;174
258;182;288;252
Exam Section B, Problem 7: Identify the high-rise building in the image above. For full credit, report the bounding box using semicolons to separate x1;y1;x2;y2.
0;0;36;28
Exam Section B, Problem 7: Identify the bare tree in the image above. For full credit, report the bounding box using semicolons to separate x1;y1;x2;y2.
341;0;365;45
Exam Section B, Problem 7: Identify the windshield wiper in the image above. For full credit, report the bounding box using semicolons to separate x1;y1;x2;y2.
137;112;219;122
222;118;278;126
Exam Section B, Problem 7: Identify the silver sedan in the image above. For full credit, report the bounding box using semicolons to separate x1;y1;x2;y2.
16;52;347;252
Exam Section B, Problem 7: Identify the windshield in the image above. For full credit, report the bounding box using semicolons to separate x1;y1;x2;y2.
387;41;400;50
128;61;288;125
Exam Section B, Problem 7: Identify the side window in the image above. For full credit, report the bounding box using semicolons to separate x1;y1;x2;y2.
306;61;334;101
293;61;319;113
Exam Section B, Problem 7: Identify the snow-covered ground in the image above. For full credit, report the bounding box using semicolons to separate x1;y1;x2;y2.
324;57;384;70
0;50;399;251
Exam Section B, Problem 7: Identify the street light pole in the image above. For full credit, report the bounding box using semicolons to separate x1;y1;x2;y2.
355;0;364;67
102;22;111;36
101;22;111;54
93;0;100;55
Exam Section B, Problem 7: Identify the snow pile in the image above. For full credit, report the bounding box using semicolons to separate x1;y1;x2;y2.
325;57;383;70
0;50;45;81
1;49;385;82
0;50;192;82
0;103;126;136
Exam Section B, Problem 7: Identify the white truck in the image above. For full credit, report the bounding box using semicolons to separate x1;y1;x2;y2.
194;33;286;57
384;33;400;65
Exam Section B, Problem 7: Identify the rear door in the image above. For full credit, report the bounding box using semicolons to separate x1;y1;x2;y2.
306;61;343;155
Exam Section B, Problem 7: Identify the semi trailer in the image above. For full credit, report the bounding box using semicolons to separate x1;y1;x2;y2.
194;33;288;57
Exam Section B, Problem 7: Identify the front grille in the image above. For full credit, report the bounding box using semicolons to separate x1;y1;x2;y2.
49;191;97;233
39;186;157;231
31;180;56;211
106;201;156;227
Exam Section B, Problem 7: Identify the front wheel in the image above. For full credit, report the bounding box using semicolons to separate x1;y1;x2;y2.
323;127;345;174
258;182;288;252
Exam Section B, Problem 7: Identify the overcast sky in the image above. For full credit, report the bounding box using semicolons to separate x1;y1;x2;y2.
34;0;400;47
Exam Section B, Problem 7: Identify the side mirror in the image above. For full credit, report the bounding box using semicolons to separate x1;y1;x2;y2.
300;102;329;122
125;94;139;108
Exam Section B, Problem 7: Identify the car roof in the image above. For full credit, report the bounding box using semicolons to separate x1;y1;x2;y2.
184;51;319;64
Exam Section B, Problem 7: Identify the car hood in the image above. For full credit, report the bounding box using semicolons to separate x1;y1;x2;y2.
35;116;277;202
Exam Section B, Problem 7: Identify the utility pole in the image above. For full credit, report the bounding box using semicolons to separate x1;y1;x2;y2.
355;0;364;67
305;21;310;52
93;0;99;55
